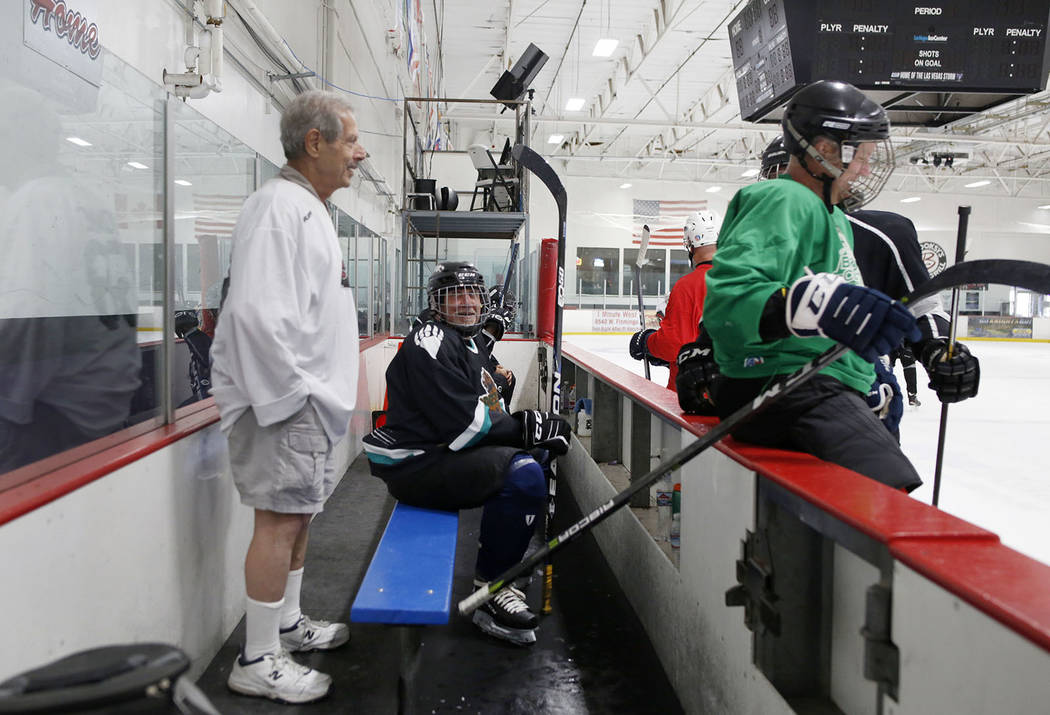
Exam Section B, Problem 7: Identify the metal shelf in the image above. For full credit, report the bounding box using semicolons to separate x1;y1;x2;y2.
405;210;526;240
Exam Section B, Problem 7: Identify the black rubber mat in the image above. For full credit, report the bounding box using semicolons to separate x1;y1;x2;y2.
195;454;683;714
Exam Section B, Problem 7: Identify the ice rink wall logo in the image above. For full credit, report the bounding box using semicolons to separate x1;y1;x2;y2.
920;241;948;276
29;0;101;59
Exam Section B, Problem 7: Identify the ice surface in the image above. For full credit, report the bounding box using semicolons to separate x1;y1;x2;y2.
566;334;1050;567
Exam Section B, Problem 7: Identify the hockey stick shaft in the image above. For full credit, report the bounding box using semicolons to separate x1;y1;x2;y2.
511;143;566;615
458;258;1050;616
500;241;520;302
932;206;971;507
634;225;652;380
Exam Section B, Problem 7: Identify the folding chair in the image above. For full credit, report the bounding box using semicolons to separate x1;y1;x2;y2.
467;144;519;211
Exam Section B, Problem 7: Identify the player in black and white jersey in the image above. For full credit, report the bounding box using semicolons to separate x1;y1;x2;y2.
363;262;570;645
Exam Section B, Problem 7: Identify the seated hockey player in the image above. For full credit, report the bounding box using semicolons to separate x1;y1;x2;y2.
702;79;925;491
363;262;571;645
629;211;719;402
754;136;980;409
847;208;980;406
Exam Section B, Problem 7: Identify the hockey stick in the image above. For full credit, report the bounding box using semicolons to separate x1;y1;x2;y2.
931;206;971;507
500;240;521;304
512;143;566;615
633;224;652;380
458;258;1050;616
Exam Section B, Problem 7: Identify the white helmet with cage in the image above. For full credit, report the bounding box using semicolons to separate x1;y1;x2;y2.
683;210;719;250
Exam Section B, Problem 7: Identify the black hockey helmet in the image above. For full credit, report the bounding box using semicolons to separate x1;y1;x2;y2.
782;80;894;211
759;137;790;179
427;261;490;337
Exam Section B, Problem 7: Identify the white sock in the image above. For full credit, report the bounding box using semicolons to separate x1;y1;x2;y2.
280;567;305;630
243;596;283;661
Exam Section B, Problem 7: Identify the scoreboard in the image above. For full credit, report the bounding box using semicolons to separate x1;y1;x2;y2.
730;0;1050;122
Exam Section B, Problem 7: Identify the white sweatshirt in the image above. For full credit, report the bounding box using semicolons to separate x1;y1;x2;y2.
210;167;358;443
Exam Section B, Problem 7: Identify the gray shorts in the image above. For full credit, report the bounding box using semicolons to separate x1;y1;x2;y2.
227;402;338;514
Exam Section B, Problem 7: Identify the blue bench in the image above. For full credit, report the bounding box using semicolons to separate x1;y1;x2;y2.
351;503;460;624
351;502;460;710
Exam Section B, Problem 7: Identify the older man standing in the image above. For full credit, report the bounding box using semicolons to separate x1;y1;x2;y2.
210;90;366;703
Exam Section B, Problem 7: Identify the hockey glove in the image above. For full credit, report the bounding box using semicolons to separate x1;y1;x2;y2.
628;329;669;367
174;309;199;339
484;301;515;341
675;335;719;415
786;272;921;362
920;338;980;403
629;329;655;360
515;410;571;456
866;358;903;437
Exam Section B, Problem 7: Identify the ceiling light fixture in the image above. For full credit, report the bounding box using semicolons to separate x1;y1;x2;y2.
565;97;585;112
965;180;991;188
174;179;193;186
619;183;632;189
705;186;723;193
547;134;564;144
65;136;91;147
900;196;922;203
741;168;760;178
1038;204;1050;209
592;38;618;57
127;161;149;169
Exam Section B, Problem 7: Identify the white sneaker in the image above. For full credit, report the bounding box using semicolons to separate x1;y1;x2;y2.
279;615;350;653
227;649;331;703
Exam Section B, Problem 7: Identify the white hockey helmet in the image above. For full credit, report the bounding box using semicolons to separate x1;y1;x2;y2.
683;210;719;250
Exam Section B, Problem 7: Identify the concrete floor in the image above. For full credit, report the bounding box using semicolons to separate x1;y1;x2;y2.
195;454;683;714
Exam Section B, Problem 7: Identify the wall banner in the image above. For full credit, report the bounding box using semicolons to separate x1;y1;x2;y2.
968;316;1033;339
591;310;658;332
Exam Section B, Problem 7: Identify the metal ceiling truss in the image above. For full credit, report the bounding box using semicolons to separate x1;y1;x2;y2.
561;0;682;156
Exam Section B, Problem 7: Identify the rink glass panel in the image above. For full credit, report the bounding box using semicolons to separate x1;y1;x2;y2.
576;247;620;298
401;237;522;331
0;49;165;475
171;99;256;410
336;211;387;337
623;248;669;299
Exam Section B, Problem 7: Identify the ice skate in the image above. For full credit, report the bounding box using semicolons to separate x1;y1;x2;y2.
471;582;538;646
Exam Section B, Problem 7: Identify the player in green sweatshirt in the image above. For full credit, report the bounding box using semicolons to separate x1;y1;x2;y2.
703;80;923;491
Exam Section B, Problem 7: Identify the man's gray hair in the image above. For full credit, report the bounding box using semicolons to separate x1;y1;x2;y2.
280;90;355;160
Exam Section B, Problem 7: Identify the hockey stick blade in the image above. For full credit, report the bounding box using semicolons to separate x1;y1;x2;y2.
512;144;566;216
636;224;651;268
904;259;1050;301
458;258;1050;616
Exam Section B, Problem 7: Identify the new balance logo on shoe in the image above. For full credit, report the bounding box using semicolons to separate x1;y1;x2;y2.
227;650;331;703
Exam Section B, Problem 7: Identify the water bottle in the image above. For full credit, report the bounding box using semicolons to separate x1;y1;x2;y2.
655;475;673;542
669;482;682;549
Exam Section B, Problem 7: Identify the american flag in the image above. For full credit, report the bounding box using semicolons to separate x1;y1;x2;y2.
633;198;708;247
194;194;244;240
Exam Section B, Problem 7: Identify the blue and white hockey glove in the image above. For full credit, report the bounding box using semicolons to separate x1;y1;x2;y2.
920;338;980;403
515;410;571;456
866;358;903;437
786;272;921;362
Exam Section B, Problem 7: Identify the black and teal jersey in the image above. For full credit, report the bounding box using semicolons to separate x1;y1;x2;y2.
363;319;521;477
